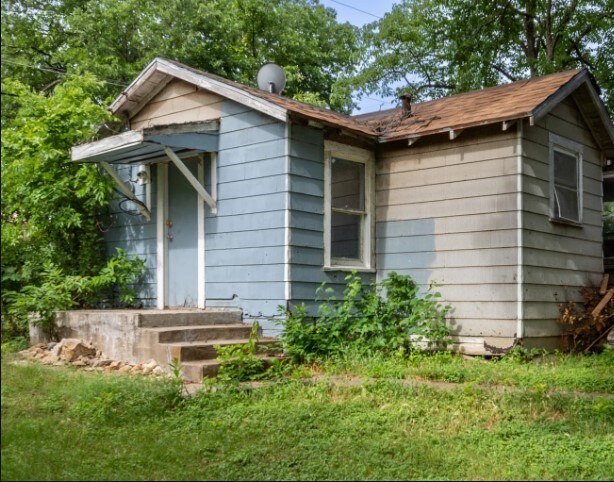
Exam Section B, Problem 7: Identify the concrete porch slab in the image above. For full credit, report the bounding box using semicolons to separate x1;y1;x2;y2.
29;308;245;368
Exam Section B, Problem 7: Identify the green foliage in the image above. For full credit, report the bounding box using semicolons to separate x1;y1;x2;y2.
1;74;114;336
0;336;29;357
278;272;451;362
168;357;187;399
2;358;613;480
348;0;613;114
4;249;144;336
503;345;547;363
1;0;359;113
0;75;148;341
320;348;614;394
215;322;286;383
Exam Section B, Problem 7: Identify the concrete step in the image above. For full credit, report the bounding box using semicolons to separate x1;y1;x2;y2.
181;354;286;382
165;338;280;362
143;324;252;343
137;308;242;328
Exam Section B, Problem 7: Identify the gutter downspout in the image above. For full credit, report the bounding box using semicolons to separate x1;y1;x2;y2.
516;120;525;341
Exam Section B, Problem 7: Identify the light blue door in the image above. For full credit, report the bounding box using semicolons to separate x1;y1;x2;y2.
167;158;199;307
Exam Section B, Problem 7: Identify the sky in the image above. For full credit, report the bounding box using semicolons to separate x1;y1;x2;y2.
319;0;400;114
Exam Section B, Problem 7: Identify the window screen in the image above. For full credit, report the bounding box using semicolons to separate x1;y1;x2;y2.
552;149;579;222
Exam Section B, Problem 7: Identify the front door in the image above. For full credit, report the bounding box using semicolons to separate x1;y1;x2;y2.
167;158;199;307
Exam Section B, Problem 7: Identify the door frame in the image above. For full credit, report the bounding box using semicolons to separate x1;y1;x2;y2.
156;153;212;309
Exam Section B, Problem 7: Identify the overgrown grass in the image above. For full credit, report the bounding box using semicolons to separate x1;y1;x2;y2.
318;347;614;393
2;356;613;480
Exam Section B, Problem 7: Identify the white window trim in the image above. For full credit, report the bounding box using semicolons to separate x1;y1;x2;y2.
549;133;584;225
324;140;375;270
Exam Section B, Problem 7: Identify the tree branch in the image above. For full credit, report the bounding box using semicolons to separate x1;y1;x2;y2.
493;65;517;82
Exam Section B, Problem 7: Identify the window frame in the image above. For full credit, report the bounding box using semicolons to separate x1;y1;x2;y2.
549;133;584;225
323;141;375;271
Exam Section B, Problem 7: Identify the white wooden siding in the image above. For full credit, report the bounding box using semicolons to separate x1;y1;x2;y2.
521;96;603;329
376;125;521;336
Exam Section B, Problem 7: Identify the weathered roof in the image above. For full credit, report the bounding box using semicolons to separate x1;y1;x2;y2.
357;68;613;153
111;58;377;139
356;69;583;138
110;58;613;153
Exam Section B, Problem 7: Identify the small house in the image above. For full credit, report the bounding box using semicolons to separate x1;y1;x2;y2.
71;58;614;355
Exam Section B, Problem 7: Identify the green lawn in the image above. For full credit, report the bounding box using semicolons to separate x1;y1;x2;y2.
318;349;614;393
2;352;613;480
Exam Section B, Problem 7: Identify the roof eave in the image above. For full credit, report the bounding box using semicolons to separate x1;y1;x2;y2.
377;113;532;144
109;58;288;123
528;69;588;123
378;70;614;150
530;71;614;154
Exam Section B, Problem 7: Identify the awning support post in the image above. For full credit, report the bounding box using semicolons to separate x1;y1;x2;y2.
164;146;217;213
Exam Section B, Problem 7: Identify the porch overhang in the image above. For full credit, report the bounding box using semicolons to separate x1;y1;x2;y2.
70;121;219;164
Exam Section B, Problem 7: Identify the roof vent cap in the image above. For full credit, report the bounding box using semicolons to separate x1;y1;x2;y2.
399;93;412;115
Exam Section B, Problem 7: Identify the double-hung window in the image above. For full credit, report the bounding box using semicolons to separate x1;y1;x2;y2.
324;141;374;270
549;133;583;224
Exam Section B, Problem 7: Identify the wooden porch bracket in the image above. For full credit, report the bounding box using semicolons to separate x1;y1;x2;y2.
449;129;464;140
163;146;217;214
100;162;151;221
502;120;517;131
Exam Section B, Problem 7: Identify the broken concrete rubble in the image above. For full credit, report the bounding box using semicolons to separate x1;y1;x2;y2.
18;339;170;379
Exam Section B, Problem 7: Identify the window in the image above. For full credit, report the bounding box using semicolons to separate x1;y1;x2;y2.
324;141;374;269
549;133;583;224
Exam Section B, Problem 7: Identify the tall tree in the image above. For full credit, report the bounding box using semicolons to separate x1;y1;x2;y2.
1;0;359;112
348;0;613;113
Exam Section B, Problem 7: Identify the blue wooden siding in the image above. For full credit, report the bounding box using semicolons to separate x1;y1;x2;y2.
104;164;158;307
102;98;375;323
203;101;287;321
287;124;374;315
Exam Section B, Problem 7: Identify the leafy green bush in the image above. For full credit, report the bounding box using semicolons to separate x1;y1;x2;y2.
3;249;144;337
1;336;29;357
1;74;116;341
278;272;451;362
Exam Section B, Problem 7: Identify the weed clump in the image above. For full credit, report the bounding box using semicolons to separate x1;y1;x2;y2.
277;272;450;363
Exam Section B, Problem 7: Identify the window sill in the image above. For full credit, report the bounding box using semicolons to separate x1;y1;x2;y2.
323;266;377;273
549;217;583;228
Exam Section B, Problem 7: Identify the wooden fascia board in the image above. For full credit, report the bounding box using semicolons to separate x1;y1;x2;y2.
71;130;145;162
142;120;219;135
529;70;588;123
377;115;529;144
127;75;174;120
289;113;378;143
109;59;160;115
71;126;220;163
156;60;288;122
572;84;614;153
109;58;288;123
